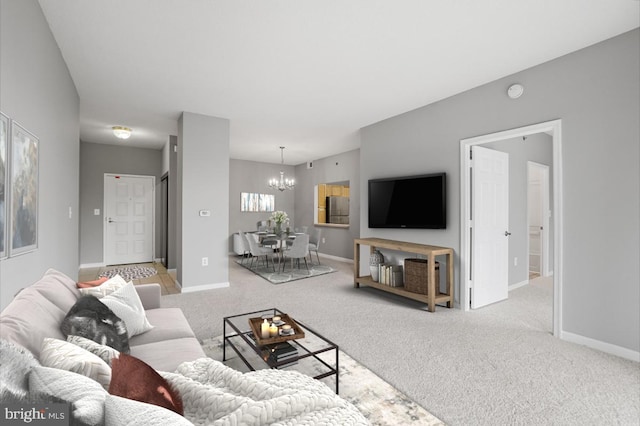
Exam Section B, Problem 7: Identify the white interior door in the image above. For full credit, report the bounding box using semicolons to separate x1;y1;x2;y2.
471;145;509;309
104;174;154;266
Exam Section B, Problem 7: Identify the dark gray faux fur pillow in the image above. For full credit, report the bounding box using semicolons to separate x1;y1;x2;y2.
60;295;130;353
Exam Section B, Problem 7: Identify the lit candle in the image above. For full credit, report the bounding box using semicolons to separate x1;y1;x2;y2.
269;323;278;337
261;319;270;339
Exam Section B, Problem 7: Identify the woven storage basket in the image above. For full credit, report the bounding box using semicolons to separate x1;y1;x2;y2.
404;258;439;294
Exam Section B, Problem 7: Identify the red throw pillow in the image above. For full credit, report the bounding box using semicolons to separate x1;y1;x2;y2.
109;353;183;415
76;277;109;288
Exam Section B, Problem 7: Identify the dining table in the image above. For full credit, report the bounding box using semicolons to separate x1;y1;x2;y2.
256;231;306;272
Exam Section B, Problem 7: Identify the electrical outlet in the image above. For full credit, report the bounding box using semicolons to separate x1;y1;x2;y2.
514;257;518;266
202;257;208;266
322;237;326;244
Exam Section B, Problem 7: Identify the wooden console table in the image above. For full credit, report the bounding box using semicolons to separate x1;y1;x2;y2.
353;237;454;312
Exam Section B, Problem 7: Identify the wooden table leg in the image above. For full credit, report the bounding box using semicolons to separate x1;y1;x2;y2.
427;253;436;312
446;251;454;308
353;241;360;288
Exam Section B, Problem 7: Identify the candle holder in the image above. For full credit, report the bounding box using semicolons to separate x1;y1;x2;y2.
248;313;305;346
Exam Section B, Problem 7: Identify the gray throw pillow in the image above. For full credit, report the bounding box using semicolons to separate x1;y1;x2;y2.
60;295;130;353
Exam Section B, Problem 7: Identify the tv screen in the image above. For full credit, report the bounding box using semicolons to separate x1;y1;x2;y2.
368;173;446;229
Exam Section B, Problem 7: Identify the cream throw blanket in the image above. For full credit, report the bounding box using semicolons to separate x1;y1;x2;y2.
161;357;369;425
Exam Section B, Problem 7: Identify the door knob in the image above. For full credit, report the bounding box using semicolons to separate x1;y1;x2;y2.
107;218;116;223
504;231;511;236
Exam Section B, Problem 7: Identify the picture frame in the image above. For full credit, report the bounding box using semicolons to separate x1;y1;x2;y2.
9;121;39;256
0;112;8;259
241;192;275;212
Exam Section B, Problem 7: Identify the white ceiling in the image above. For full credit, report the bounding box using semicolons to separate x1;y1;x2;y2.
37;0;639;165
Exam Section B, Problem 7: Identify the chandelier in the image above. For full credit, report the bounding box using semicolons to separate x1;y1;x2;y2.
268;146;295;191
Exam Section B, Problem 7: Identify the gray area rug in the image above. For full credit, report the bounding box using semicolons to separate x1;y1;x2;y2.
202;336;443;425
236;259;336;284
99;265;157;280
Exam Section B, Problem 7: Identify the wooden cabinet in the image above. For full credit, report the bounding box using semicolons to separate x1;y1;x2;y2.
353;237;454;312
317;184;349;224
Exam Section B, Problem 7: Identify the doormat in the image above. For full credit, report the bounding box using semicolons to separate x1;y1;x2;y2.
202;335;443;426
99;265;157;281
236;259;336;284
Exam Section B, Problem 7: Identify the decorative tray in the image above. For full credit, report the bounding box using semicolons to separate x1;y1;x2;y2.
248;313;305;346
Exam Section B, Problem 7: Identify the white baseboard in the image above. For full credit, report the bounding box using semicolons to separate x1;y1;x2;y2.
509;280;529;291
316;253;353;264
79;262;105;269
561;330;640;362
180;282;230;293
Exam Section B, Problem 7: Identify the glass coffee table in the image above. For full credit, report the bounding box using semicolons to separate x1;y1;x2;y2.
223;308;340;393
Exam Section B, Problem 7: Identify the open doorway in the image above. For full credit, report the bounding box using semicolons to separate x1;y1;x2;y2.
460;119;563;337
160;173;169;268
528;162;551;279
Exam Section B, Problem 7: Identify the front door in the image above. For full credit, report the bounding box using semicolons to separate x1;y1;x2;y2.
471;146;509;308
104;174;154;266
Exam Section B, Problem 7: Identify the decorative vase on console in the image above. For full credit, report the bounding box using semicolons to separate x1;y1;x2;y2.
369;250;384;282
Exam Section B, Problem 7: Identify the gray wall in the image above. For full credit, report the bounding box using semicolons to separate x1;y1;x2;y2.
178;112;230;290
167;136;178;269
0;0;80;310
228;159;296;252
484;133;553;286
79;142;163;265
360;29;639;353
294;149;361;260
228;150;360;260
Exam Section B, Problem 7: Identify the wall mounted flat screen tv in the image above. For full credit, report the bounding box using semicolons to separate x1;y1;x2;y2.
368;173;446;229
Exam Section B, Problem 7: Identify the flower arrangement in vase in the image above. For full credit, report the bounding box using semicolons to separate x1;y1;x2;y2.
270;210;288;234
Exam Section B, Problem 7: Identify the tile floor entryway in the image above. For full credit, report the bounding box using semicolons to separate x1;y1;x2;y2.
78;262;181;295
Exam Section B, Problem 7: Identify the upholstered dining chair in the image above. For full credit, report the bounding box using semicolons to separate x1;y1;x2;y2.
307;228;322;265
282;234;310;272
237;230;251;265
245;232;275;271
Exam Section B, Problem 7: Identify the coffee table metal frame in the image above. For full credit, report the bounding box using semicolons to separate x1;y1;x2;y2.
223;308;340;393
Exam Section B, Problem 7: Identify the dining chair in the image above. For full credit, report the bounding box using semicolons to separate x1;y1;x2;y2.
237;230;251;265
308;228;322;265
282;234;310;272
245;232;275;271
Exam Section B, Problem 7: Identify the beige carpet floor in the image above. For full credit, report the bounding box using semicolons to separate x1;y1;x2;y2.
161;255;640;425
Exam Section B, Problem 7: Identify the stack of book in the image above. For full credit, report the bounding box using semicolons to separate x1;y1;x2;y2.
267;341;298;369
378;263;404;287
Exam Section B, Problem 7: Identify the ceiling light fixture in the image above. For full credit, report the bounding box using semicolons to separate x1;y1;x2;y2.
268;146;295;191
112;126;132;139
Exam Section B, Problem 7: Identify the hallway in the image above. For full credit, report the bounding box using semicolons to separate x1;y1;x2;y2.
78;262;180;295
